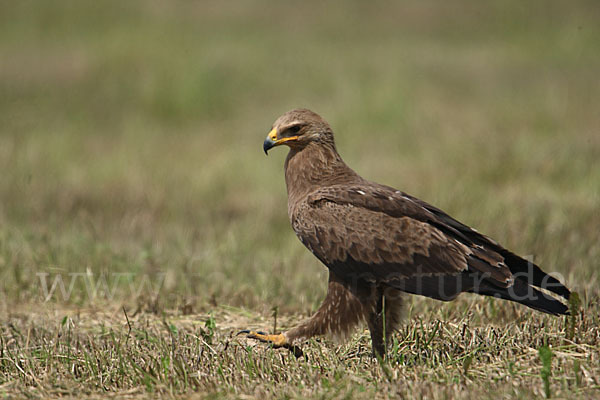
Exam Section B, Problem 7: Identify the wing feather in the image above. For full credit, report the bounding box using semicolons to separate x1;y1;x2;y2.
294;184;514;293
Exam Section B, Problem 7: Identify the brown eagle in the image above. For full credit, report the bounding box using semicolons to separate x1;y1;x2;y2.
242;108;571;358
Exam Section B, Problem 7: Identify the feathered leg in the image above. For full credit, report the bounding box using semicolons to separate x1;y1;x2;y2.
366;286;403;358
240;271;367;354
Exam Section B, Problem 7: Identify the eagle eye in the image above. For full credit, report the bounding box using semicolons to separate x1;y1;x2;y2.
288;125;301;135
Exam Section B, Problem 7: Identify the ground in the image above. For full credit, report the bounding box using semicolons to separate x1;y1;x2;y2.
1;0;599;398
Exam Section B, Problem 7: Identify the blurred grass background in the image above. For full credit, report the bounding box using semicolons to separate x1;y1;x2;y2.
0;0;599;316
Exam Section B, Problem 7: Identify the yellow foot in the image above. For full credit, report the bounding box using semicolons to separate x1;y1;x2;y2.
242;331;288;346
237;330;303;358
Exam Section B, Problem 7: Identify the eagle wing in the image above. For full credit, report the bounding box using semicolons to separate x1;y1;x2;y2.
292;183;569;307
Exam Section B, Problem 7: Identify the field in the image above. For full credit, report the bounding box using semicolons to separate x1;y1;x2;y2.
1;0;599;398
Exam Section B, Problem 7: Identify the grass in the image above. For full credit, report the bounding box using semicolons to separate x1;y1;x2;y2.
1;0;599;398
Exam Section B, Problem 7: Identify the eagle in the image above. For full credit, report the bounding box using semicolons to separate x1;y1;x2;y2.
241;108;571;358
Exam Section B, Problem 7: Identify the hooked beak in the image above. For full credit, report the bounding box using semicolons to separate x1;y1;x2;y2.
263;128;277;155
263;128;299;155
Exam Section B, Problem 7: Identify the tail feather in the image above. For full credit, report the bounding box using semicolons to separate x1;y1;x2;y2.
473;279;569;315
499;250;571;301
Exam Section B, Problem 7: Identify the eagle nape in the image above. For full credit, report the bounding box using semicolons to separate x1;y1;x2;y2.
245;108;571;361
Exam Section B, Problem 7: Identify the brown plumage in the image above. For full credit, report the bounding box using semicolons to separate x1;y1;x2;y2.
243;108;571;358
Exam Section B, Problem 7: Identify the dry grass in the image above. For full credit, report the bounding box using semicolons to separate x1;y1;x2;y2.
2;300;599;399
1;0;599;398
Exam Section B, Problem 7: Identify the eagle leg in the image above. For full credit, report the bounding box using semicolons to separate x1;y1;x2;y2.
366;286;386;359
366;286;404;359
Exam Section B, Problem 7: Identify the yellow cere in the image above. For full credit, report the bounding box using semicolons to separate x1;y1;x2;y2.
268;128;278;141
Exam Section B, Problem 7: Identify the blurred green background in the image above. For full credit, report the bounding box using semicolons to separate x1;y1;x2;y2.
1;0;598;314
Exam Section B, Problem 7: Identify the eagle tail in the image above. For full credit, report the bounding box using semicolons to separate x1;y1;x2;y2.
474;279;569;315
498;250;571;301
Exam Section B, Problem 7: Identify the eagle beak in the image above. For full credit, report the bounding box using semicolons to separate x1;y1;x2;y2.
263;127;300;155
263;128;278;155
